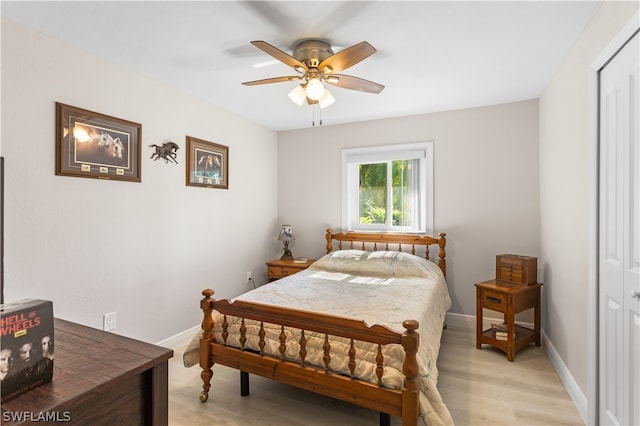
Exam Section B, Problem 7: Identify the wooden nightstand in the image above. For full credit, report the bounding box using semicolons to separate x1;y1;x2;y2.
475;279;542;361
266;259;315;282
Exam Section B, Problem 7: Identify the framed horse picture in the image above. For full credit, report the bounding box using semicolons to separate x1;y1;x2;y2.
185;136;229;189
55;103;141;182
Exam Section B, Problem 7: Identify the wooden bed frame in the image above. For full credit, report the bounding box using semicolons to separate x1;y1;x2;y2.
198;229;447;426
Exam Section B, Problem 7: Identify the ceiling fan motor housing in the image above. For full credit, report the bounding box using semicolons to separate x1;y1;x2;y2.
293;40;334;68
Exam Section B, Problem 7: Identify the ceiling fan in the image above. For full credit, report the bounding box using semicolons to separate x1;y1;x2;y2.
241;39;385;108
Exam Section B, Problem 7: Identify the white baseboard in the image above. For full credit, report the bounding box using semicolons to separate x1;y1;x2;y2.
156;324;200;351
541;330;588;423
445;312;476;329
445;312;532;330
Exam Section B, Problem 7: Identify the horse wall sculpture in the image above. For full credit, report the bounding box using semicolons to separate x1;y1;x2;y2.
150;142;179;164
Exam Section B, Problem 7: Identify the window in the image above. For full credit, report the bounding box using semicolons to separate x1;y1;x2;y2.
342;142;433;233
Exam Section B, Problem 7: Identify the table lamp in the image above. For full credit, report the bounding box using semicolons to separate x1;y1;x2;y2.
278;224;294;260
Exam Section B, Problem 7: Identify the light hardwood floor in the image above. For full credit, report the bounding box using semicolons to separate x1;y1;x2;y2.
168;325;584;425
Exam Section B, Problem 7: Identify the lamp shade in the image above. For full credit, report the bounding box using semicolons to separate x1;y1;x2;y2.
305;78;325;100
278;224;294;241
288;85;306;106
318;89;335;109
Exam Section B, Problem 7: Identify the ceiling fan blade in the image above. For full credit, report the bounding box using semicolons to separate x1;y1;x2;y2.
318;41;376;73
242;76;302;86
325;74;385;94
250;41;308;71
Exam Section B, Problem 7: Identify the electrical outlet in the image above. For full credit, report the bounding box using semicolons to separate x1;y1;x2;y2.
246;271;252;282
103;312;116;331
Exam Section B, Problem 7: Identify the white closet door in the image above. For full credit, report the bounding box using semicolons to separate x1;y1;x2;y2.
599;30;639;426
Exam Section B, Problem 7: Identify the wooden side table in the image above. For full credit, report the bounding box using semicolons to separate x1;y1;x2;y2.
266;259;315;282
475;279;542;361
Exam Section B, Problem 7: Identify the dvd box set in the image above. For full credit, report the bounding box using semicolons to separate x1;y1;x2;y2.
0;299;54;403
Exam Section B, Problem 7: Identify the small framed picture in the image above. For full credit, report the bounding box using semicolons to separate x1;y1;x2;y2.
186;136;229;189
55;103;141;182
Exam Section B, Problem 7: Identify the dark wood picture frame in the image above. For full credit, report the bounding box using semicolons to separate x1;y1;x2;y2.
185;136;229;189
56;103;142;182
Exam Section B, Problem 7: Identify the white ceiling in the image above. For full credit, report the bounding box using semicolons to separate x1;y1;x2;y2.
1;1;602;131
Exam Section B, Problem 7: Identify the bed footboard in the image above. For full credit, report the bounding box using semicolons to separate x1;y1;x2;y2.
198;289;421;425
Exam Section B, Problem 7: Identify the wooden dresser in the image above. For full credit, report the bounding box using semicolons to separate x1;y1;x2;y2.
1;318;173;425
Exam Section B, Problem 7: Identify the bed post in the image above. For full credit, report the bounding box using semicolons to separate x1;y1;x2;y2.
199;289;215;402
401;319;420;425
437;232;447;278
325;228;334;253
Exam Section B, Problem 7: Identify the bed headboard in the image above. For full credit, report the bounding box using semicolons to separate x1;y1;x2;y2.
325;229;447;278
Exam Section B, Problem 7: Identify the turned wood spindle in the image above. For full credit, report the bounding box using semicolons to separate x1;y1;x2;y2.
375;344;384;385
221;315;229;345
402;320;420;392
299;330;307;367
199;289;215;400
438;232;447;277
323;334;331;371
348;339;356;378
239;318;247;350
258;322;266;355
279;326;287;361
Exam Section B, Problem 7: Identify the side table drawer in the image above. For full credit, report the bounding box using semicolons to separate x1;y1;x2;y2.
481;289;506;312
268;266;292;280
266;259;316;282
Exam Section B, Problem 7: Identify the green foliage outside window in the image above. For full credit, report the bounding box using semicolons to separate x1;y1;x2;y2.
359;160;411;226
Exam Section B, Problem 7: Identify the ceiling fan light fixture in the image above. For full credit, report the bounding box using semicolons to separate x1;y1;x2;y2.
305;77;325;101
243;39;384;119
318;89;335;109
288;84;307;106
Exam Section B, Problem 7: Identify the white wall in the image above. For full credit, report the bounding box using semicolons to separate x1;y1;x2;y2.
0;18;279;343
539;0;639;403
277;99;540;318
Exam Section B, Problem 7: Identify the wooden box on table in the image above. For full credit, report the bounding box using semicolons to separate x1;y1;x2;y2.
496;254;537;285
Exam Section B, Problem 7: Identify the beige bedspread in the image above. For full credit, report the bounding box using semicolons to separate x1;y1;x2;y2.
185;250;453;425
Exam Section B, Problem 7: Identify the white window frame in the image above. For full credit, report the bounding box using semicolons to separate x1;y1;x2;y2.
341;141;434;233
